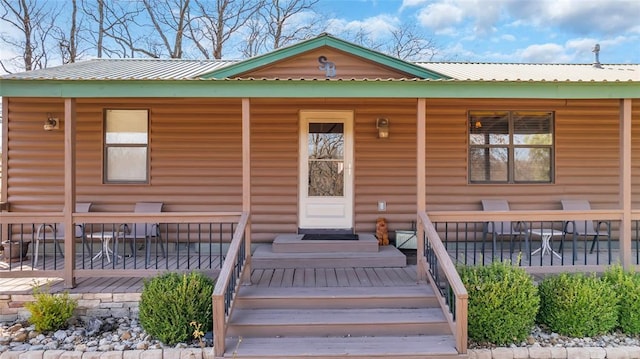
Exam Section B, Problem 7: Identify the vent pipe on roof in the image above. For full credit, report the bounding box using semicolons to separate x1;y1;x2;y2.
592;44;602;68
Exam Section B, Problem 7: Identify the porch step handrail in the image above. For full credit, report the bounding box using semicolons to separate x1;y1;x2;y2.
212;211;250;358
417;211;468;354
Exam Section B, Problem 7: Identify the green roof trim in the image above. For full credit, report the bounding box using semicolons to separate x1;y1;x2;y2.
200;33;449;80
0;79;638;99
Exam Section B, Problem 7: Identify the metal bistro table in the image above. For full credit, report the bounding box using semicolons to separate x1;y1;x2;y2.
529;228;563;259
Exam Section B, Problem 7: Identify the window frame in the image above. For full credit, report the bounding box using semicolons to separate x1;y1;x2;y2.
103;108;150;184
468;110;555;184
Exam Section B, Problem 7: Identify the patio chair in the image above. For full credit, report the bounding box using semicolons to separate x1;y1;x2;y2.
481;199;529;255
33;202;92;266
561;199;611;256
117;202;165;264
86;202;165;264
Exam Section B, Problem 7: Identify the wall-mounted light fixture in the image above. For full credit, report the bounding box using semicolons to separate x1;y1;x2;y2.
376;117;389;139
44;114;60;131
474;120;482;129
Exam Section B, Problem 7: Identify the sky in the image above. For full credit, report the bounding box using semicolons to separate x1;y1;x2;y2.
319;0;640;64
0;0;639;74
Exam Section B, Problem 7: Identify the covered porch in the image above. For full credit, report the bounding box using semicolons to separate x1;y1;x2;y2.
1;207;639;357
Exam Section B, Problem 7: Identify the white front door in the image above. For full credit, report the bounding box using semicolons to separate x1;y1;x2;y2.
298;110;354;230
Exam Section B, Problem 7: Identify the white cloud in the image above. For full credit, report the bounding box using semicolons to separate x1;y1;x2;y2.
435;42;484;62
515;43;572;63
405;0;639;63
326;14;399;40
412;0;640;39
417;2;464;35
500;34;516;42
505;0;640;35
465;0;502;35
565;36;636;63
413;0;504;37
400;0;430;11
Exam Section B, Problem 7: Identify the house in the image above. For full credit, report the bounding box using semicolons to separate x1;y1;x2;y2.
0;33;639;357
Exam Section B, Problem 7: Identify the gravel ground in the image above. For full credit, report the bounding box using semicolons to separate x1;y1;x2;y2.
2;317;640;353
0;317;210;353
470;325;640;350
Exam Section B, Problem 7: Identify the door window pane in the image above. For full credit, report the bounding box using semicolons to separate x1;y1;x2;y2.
308;122;344;197
308;161;344;196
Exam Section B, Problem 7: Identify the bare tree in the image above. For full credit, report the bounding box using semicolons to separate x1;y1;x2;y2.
0;0;59;72
190;0;262;59
81;0;105;57
341;22;438;61
53;0;83;64
82;0;158;58
336;26;382;52
102;2;149;58
239;14;268;58
269;0;320;49
384;23;438;61
141;0;191;58
240;0;320;55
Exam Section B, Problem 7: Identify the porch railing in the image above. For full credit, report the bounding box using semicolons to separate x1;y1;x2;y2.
1;212;247;283
427;209;640;272
212;212;250;358
417;211;468;354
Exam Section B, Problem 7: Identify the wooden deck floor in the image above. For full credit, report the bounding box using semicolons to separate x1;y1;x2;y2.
2;238;625;297
0;265;420;295
0;253;224;272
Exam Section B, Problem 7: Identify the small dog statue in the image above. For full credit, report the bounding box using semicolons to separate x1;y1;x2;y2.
376;217;390;246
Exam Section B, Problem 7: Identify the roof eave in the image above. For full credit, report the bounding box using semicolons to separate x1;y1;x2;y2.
1;78;638;99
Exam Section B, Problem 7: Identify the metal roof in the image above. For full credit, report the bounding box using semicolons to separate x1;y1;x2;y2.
2;59;639;82
417;62;640;82
1;59;235;80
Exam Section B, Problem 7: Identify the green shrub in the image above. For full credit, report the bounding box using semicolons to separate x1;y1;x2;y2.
603;265;640;334
458;261;539;345
25;283;77;332
538;273;617;337
139;271;215;346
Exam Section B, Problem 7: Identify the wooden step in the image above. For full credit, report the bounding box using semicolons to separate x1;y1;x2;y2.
272;234;380;253
223;335;463;359
227;308;449;337
252;244;406;269
235;285;438;309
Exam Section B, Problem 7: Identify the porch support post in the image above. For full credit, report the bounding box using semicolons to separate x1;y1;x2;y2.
620;98;632;270
1;97;7;204
63;98;77;288
241;98;252;285
1;97;8;244
417;98;427;282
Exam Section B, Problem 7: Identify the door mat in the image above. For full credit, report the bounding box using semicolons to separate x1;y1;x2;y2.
301;234;359;241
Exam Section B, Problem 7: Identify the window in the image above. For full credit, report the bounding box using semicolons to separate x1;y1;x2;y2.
104;109;149;183
469;110;553;183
